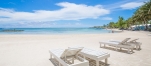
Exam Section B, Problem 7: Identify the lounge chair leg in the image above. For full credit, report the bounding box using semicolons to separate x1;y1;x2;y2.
105;58;108;64
115;47;118;51
96;61;99;66
115;48;117;51
131;49;133;53
104;44;106;47
72;57;74;64
59;63;61;66
120;48;122;51
136;46;138;50
136;45;141;50
139;46;141;50
128;49;130;53
128;48;132;54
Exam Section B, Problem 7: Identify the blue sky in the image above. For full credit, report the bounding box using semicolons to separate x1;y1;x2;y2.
0;0;148;28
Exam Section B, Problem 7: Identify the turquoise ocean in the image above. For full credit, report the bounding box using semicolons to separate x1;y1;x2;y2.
0;28;110;34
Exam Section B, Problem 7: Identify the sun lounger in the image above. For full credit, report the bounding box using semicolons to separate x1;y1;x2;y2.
49;48;89;66
109;38;142;50
68;46;110;66
99;38;135;53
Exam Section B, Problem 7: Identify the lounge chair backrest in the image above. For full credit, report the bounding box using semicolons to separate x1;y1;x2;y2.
120;38;130;44
129;38;139;42
60;48;83;59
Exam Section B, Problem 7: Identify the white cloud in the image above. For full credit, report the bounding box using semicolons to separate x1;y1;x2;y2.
105;0;146;10
0;2;110;23
120;2;144;9
101;17;112;20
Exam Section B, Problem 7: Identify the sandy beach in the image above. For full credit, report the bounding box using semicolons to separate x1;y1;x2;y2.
0;31;151;66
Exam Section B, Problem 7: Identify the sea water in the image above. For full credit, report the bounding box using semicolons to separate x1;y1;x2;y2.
0;28;110;34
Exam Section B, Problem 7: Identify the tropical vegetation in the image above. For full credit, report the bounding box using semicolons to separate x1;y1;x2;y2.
98;0;151;30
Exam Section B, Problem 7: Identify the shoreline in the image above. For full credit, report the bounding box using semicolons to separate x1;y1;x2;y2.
0;31;150;37
0;28;111;35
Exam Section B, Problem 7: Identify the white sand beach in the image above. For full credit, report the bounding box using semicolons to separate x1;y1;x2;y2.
0;31;151;66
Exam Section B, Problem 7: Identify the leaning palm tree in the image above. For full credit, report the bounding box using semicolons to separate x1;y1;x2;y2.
139;1;151;30
131;0;151;30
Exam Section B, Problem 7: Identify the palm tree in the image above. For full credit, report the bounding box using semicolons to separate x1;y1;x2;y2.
146;0;151;14
117;16;124;29
108;22;115;28
127;17;133;28
131;0;151;30
104;0;151;31
142;1;151;29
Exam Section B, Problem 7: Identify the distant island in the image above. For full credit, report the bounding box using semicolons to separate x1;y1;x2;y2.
1;29;24;32
90;26;105;29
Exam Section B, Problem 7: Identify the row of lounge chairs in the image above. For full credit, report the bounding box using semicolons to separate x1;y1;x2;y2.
49;38;141;66
100;38;142;53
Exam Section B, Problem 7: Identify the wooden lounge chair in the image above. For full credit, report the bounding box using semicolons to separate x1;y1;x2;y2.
49;48;89;66
109;38;142;50
68;46;110;66
99;38;135;53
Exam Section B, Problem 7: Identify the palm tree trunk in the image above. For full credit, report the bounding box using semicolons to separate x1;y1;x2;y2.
148;7;151;14
149;0;151;14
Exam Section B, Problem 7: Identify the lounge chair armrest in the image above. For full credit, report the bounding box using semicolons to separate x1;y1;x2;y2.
129;38;139;42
